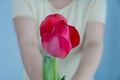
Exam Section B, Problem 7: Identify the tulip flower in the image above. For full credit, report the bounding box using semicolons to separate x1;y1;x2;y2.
40;14;80;80
40;14;80;58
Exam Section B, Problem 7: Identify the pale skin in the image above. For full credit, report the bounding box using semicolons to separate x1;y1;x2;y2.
72;22;104;80
14;0;104;80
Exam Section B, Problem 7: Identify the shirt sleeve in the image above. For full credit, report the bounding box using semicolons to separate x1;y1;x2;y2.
88;0;107;23
12;0;35;18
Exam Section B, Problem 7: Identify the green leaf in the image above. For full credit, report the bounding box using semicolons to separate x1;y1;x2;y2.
61;75;66;80
42;56;61;80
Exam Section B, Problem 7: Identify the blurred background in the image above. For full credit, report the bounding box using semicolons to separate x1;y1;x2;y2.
0;0;120;80
0;0;23;80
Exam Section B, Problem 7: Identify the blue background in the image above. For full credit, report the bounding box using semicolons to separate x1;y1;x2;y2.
0;0;23;80
0;0;120;80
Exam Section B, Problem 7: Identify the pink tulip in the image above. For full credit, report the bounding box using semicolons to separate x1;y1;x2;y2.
40;14;80;58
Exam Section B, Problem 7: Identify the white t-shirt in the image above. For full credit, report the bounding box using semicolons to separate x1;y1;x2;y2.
13;0;106;80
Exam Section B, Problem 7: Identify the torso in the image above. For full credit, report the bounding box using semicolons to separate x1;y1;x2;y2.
30;0;95;79
35;1;89;79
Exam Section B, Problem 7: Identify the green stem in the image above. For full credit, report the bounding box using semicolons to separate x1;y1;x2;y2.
54;57;57;80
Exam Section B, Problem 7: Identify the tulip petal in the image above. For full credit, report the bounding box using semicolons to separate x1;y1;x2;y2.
52;20;70;40
41;34;71;58
40;20;54;36
69;26;80;48
40;14;67;36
